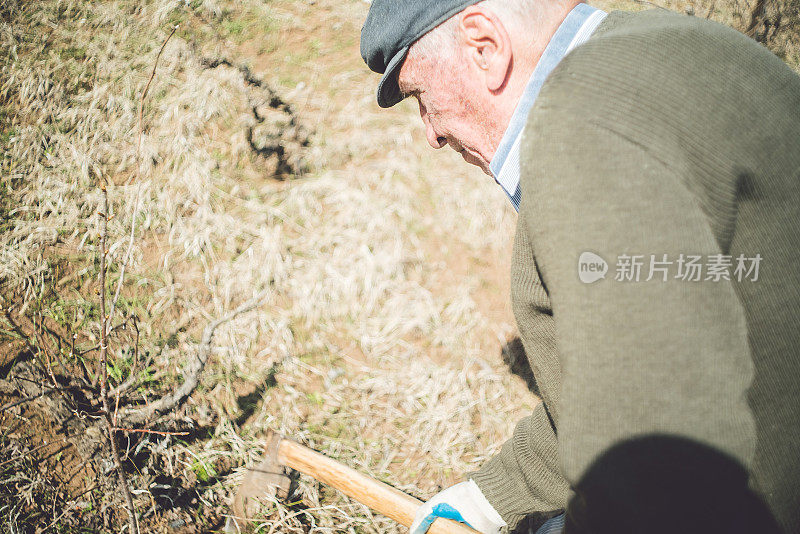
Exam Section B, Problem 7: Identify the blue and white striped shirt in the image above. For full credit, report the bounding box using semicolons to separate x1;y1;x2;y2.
489;3;608;212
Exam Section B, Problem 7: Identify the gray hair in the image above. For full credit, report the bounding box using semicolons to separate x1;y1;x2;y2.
408;0;542;61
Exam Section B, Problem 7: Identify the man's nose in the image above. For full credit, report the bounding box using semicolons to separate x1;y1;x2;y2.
418;103;446;149
424;124;447;149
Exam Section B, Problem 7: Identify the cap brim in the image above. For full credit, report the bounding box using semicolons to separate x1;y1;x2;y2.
376;46;409;108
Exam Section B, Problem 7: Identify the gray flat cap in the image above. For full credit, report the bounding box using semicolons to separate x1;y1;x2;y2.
360;0;481;108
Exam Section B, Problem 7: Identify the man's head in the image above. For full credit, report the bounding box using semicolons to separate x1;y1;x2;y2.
361;0;579;174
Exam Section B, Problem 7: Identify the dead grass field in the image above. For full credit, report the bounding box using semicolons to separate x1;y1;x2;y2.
0;0;796;532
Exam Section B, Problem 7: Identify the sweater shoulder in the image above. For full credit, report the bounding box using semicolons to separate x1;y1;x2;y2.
524;8;800;161
535;8;798;111
520;8;800;255
593;8;738;36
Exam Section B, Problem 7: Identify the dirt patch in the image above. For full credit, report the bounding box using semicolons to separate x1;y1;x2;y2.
0;360;104;530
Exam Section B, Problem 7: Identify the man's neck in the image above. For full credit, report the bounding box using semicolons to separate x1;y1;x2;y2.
495;1;584;149
487;2;608;210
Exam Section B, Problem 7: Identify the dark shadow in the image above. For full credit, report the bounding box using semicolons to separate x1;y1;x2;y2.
199;56;310;178
501;336;540;396
126;363;282;462
234;366;279;427
564;435;781;534
0;344;31;378
148;474;197;511
511;510;563;534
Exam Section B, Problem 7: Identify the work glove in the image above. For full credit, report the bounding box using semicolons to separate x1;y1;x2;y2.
410;479;507;534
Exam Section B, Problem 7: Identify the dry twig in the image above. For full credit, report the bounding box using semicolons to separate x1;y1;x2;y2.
108;24;178;328
97;187;140;534
113;427;189;436
136;24;178;169
90;27;179;531
124;292;267;426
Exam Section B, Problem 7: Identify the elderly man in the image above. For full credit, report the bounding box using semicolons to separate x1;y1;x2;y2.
361;1;800;533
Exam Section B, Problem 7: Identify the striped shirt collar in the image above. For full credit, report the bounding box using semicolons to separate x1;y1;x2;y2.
489;3;607;212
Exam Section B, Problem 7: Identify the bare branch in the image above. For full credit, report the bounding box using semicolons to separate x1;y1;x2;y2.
98;187;110;403
109;313;192;398
98;188;140;534
108;24;178;328
123;292;267;426
106;185;141;332
92;27;179;531
114;427;189;436
136;24;178;173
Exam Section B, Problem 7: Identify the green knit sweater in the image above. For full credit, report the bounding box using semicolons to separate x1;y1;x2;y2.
471;9;800;533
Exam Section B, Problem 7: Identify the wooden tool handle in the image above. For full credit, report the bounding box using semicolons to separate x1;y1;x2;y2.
278;438;478;534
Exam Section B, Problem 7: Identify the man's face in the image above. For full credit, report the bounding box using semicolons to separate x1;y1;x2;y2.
397;51;500;175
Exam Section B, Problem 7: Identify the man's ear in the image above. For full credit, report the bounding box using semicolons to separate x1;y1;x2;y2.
458;6;512;92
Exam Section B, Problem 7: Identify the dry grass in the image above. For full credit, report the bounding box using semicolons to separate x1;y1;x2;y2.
1;0;522;531
0;0;796;532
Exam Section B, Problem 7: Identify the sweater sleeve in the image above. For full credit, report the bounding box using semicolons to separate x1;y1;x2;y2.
518;101;761;530
470;400;570;529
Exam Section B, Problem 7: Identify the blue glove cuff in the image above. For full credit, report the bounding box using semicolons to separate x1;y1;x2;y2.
414;503;475;533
